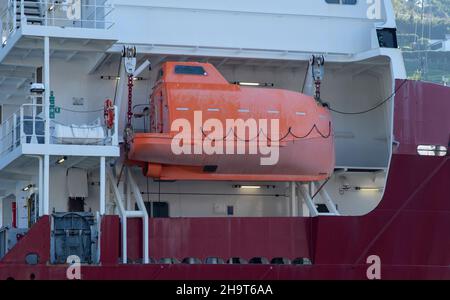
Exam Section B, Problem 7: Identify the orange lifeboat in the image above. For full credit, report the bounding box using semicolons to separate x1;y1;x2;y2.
127;62;335;182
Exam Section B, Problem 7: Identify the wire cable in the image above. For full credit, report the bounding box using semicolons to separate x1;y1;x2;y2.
327;79;408;115
200;121;332;143
59;107;104;113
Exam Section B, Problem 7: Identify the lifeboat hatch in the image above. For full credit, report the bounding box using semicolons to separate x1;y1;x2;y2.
203;165;218;173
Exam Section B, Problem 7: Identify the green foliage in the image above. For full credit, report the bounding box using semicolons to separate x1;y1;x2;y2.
393;0;449;46
397;18;449;40
393;0;450;20
393;0;450;85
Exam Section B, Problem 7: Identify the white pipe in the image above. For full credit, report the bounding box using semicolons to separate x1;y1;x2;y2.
44;0;48;26
112;106;119;146
43;154;50;215
285;182;291;216
290;182;298;217
27;155;43;217
105;178;111;214
126;168;131;210
143;214;149;264
31;97;38;144
20;106;24;144
296;183;304;217
100;156;106;215
106;167;128;263
299;184;319;217
44;36;50;145
128;169;149;264
122;217;127;264
124;211;145;218
106;168;125;215
12;113;17;149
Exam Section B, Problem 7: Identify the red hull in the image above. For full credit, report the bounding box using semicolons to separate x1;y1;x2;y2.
1;80;449;280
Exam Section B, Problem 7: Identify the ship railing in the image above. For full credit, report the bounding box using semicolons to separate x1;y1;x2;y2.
50;105;118;146
131;104;151;133
0;103;119;157
0;106;22;157
20;103;46;146
1;0;115;47
0;0;17;47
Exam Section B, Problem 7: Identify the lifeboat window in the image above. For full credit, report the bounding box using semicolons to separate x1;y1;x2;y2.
417;145;447;157
174;65;207;76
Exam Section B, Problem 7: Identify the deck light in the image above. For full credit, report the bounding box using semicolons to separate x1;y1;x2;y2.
233;185;262;189
22;184;34;192
235;82;275;87
238;82;261;86
241;186;262;189
354;187;383;192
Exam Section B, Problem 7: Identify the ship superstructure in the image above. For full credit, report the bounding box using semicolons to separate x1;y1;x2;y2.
0;0;448;280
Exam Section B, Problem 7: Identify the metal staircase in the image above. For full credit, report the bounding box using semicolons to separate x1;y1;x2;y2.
298;182;340;217
15;0;44;26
